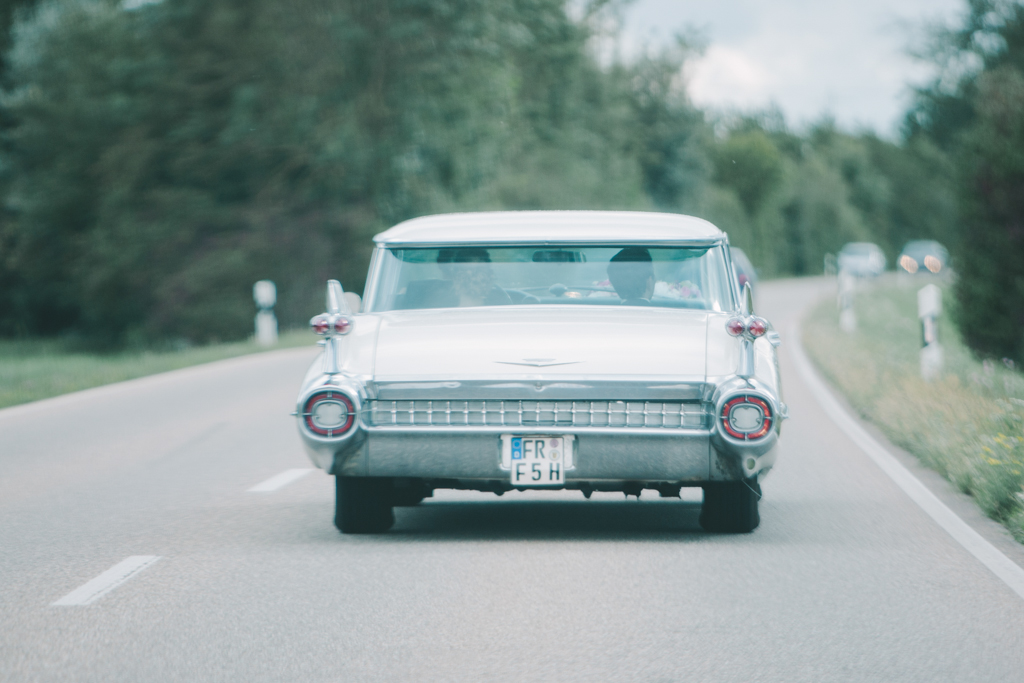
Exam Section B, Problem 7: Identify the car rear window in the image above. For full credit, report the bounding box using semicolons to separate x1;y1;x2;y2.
368;245;735;312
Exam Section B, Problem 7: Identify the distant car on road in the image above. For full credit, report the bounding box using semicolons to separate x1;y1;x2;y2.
731;247;758;292
838;242;885;277
898;240;948;275
295;211;786;535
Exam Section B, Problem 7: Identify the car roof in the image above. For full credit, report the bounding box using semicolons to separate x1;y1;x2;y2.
374;211;725;246
840;242;882;253
901;239;946;252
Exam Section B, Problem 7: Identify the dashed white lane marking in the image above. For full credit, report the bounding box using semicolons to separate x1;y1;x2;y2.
248;468;313;492
791;322;1024;602
51;556;161;606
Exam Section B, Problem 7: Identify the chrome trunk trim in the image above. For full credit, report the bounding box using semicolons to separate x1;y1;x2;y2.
364;399;709;430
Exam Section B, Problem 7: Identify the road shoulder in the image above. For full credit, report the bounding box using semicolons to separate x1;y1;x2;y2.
790;315;1024;584
0;345;321;424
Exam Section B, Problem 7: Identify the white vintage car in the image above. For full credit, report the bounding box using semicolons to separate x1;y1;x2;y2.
295;211;785;533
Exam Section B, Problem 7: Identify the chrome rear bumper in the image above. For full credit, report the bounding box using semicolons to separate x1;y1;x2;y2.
297;376;781;485
327;427;715;482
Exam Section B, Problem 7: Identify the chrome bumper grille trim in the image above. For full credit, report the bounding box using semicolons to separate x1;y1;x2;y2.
365;399;709;430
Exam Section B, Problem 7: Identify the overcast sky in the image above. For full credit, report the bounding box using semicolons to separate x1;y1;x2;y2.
622;0;966;136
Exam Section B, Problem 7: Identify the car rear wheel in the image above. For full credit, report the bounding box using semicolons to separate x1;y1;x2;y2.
390;478;430;507
392;490;427;507
335;476;395;534
699;481;760;533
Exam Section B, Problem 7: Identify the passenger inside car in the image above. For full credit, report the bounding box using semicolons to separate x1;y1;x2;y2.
393;249;516;309
440;247;512;307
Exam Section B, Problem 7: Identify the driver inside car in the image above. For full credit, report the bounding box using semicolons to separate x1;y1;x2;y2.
607;247;655;305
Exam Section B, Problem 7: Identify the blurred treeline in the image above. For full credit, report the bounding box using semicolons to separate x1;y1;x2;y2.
0;0;964;346
907;0;1024;364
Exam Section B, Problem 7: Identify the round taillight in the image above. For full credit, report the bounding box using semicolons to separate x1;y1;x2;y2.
310;314;353;336
721;395;773;440
923;255;942;273
333;317;352;334
310;314;331;335
747;318;767;337
303;391;355;437
726;318;746;336
899;255;918;274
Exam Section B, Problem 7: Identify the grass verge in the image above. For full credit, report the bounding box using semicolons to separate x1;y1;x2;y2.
802;276;1024;544
0;329;317;411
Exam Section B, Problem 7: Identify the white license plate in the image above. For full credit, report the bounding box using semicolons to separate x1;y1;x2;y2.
503;435;570;486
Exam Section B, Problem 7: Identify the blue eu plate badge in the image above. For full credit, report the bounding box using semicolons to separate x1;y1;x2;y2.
501;435;572;486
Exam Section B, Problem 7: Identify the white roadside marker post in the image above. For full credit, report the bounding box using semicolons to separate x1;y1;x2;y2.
823;252;837;277
253;280;278;346
918;283;943;382
838;269;857;333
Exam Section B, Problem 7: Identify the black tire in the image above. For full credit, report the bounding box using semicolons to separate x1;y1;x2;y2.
390;478;429;507
699;481;760;533
391;490;427;507
335;476;395;534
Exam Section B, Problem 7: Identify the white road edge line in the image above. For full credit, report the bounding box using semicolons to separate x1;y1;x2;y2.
51;556;161;606
790;321;1024;602
248;468;313;492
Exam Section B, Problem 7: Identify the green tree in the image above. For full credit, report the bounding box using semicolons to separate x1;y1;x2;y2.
0;0;700;344
908;0;1024;362
955;65;1024;361
712;130;783;217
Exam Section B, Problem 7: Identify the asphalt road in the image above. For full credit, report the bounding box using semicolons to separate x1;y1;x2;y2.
3;278;1024;683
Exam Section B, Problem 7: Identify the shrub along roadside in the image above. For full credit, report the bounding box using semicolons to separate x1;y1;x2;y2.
0;329;315;411
802;277;1024;543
